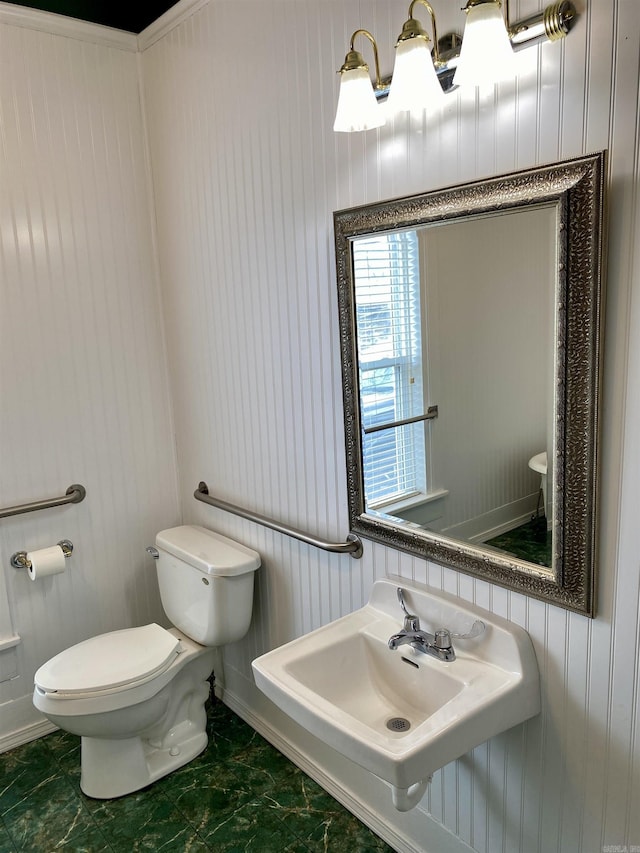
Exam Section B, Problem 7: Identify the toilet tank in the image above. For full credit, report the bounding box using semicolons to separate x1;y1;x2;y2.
155;525;260;647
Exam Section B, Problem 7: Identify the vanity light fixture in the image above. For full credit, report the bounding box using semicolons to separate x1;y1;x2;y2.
453;0;516;89
387;0;445;115
333;29;386;133
333;0;577;132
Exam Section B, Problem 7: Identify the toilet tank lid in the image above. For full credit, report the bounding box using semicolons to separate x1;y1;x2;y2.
34;623;180;695
156;525;260;576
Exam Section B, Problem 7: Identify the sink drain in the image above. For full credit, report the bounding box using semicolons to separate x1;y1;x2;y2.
386;716;411;732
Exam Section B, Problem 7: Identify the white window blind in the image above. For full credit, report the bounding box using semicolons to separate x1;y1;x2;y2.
353;230;427;505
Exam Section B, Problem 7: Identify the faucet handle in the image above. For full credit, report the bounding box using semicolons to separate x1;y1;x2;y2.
397;587;414;617
434;629;452;649
397;587;420;631
448;620;485;640
403;614;421;631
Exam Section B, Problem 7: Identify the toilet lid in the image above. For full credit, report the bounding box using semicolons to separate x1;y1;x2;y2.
34;623;181;696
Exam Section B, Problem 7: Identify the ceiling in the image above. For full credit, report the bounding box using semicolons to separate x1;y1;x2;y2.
3;0;180;33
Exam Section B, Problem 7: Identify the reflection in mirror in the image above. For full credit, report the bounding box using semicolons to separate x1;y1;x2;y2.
354;205;556;568
335;154;606;615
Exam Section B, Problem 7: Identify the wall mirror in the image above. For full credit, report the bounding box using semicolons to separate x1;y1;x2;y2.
334;153;606;615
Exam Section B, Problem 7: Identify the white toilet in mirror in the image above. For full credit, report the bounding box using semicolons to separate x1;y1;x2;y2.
32;525;260;799
528;451;548;520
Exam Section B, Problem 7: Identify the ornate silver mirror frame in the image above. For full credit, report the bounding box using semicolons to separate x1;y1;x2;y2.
334;152;606;616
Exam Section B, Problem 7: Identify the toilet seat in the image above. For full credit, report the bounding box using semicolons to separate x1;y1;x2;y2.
34;623;181;699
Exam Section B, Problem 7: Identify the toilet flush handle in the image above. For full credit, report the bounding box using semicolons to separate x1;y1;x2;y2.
146;546;159;560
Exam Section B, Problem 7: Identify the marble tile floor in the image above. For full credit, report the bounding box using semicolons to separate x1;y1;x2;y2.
0;698;394;852
486;515;552;567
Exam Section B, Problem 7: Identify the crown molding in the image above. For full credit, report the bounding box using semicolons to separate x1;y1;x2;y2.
137;0;209;52
0;0;210;53
0;1;137;50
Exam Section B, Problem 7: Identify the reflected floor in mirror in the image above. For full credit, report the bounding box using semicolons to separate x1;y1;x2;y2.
486;517;552;567
0;697;392;852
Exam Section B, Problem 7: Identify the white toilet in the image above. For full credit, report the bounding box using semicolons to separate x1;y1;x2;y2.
528;451;548;519
32;525;260;799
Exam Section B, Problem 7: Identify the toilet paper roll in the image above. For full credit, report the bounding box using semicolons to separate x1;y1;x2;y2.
27;545;66;581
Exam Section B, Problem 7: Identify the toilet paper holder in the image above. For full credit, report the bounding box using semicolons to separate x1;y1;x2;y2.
11;540;74;570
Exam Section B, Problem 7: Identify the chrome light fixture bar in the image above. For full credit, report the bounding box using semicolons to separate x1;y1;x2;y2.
509;0;576;48
334;0;577;131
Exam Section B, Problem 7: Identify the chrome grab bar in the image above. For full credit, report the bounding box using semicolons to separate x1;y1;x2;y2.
363;405;439;436
0;484;86;520
194;482;363;559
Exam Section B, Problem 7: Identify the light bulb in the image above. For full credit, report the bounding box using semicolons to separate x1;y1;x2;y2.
334;67;385;133
453;1;516;90
387;37;444;115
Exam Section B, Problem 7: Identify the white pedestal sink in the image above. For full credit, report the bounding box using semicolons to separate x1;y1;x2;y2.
252;576;540;811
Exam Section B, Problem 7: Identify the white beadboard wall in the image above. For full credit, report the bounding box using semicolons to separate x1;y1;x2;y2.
421;207;553;539
0;15;180;744
140;1;639;852
0;0;637;851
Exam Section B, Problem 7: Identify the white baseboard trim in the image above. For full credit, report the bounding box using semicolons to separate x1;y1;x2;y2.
444;493;539;544
220;667;474;853
0;718;57;754
0;692;59;753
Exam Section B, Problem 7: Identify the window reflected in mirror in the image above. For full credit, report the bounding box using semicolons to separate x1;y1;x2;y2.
354;230;427;507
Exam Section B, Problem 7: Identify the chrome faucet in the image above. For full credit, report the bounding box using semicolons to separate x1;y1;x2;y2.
388;587;485;663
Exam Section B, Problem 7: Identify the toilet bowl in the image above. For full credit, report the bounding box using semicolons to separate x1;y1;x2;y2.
32;525;260;799
528;451;548;519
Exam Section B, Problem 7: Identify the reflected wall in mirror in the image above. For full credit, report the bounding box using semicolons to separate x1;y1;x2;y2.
335;153;606;615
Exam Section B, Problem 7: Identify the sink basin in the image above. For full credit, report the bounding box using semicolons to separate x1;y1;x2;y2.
285;627;464;729
252;577;540;810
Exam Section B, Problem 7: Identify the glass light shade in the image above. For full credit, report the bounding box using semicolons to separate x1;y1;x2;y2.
387;38;444;115
453;2;516;89
333;68;385;133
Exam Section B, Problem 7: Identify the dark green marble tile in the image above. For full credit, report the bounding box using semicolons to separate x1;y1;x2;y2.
98;797;208;852
1;773;94;851
226;731;301;796
0;700;393;853
486;517;552;567
196;796;312;852
0;737;53;779
81;782;168;823
0;819;16;853
45;730;81;765
43;729;80;762
54;822;112;851
0;738;59;815
152;734;242;799
206;709;261;762
168;773;256;837
257;772;392;852
302;810;394;852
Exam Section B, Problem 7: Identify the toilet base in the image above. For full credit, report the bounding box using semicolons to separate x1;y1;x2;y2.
77;642;216;799
80;723;208;799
